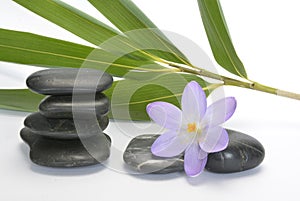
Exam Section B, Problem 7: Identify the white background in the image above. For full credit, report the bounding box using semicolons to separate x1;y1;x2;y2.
1;0;300;201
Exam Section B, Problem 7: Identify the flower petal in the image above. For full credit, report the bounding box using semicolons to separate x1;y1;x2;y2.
181;81;207;124
184;143;208;177
147;102;182;130
151;131;193;157
202;97;237;127
198;147;208;159
200;127;229;153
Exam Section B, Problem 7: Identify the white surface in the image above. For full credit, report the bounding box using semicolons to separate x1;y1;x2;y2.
1;0;300;201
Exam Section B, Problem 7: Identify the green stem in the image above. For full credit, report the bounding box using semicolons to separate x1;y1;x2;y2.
164;60;300;101
276;89;300;100
225;80;300;100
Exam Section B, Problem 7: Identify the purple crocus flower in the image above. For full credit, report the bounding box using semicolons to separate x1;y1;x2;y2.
146;81;237;177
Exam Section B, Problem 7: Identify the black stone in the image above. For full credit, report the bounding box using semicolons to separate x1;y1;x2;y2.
21;128;111;167
39;93;110;119
123;130;265;174
24;112;109;140
123;135;184;174
205;130;265;173
26;68;113;95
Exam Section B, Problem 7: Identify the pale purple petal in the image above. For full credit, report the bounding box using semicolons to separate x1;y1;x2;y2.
200;127;229;153
184;143;208;177
202;97;236;127
151;131;194;157
181;81;207;124
147;102;182;130
198;147;208;159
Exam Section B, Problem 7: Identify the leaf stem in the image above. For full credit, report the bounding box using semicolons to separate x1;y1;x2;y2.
276;89;300;100
162;60;300;101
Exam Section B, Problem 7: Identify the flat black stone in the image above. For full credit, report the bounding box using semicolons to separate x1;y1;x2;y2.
205;130;265;173
24;112;109;140
123;130;265;174
26;68;113;95
20;128;111;167
123;135;184;174
39;93;110;119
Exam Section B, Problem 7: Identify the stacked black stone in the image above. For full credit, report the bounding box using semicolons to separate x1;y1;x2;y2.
20;68;113;168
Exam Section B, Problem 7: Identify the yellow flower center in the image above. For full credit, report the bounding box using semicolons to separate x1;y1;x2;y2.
187;123;197;133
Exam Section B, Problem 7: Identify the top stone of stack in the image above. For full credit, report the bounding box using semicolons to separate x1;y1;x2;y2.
26;68;113;95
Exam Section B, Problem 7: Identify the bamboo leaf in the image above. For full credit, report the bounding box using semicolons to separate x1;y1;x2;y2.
106;73;210;120
0;28;165;77
197;0;247;78
88;0;190;64
13;0;188;65
0;89;43;112
0;74;210;120
13;0;120;46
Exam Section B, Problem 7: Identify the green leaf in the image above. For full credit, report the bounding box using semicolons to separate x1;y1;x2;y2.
13;0;189;66
88;0;190;64
0;89;43;112
13;0;120;46
106;73;210;120
0;74;210;120
197;0;247;78
0;28;165;77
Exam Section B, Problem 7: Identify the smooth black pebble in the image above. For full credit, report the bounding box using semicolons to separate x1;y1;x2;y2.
39;93;110;119
205;129;265;173
20;128;111;167
26;68;113;95
123;130;265;174
24;112;109;139
123;135;184;174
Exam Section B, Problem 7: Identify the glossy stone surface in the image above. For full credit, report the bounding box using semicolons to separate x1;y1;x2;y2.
21;128;111;167
39;93;110;119
123;130;265;174
24;112;109;139
205;130;265;173
123;135;184;174
26;68;113;95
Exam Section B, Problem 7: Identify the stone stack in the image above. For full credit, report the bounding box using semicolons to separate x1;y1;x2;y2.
21;68;113;168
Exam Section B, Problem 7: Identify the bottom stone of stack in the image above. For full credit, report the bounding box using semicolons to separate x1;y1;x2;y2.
20;128;111;168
